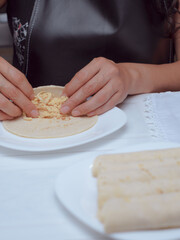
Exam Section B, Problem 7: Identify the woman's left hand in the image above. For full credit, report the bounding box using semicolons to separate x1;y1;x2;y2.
61;57;133;116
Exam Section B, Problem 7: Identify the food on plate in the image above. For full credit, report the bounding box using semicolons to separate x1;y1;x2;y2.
92;147;180;233
92;148;180;177
3;85;98;138
23;90;68;120
98;176;180;209
99;192;180;233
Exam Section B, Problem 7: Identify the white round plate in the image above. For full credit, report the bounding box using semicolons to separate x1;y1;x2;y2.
0;107;126;152
55;142;180;240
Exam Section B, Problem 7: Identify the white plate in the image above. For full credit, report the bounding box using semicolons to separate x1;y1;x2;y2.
0;107;126;152
55;142;180;240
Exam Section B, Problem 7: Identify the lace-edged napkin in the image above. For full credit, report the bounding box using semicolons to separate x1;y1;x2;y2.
144;92;180;143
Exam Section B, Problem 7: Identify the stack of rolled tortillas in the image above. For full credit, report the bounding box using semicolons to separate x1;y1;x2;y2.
92;148;180;233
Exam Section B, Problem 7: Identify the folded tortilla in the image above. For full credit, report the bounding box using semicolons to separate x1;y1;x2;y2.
92;148;180;177
2;85;98;138
92;148;180;233
97;163;180;208
97;162;180;185
98;178;180;208
99;192;180;233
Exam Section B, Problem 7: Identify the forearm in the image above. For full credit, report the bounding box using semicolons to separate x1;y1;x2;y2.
122;61;180;95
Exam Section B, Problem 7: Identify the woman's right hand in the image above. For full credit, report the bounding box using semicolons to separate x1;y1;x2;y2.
0;57;38;120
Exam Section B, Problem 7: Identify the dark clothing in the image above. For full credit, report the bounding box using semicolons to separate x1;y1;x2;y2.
7;0;35;69
7;0;172;87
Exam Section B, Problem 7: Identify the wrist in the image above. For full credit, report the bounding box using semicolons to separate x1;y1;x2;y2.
117;62;154;95
117;61;180;96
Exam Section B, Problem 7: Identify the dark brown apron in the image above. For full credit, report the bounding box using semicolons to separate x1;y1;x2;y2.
7;0;172;87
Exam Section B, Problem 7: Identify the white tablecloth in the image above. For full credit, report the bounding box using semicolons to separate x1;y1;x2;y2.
144;91;180;142
0;92;179;240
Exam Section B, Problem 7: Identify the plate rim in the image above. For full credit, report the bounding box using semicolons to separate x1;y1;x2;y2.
55;142;180;240
0;107;127;152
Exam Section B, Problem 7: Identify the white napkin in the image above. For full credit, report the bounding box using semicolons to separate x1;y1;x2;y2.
144;91;180;143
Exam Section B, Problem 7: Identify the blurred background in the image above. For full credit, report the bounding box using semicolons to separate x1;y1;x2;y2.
0;4;13;63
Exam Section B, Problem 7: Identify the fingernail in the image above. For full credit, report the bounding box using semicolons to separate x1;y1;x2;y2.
30;93;35;100
72;110;80;116
61;106;70;114
30;110;39;118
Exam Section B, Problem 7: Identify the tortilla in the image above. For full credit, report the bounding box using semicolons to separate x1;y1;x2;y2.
98;178;180;209
92;148;180;177
99;192;180;233
2;85;98;138
92;148;180;233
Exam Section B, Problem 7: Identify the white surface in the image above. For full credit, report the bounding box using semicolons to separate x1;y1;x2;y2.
145;92;180;143
55;142;180;240
0;93;179;240
0;107;126;152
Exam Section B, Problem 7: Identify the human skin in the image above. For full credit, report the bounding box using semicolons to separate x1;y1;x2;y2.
0;0;180;120
0;0;39;120
61;58;180;117
0;57;39;120
60;0;180;117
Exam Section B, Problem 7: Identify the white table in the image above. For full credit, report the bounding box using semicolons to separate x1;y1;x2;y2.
0;93;177;240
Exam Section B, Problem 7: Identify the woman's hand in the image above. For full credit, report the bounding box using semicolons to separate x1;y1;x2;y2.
0;57;38;120
61;57;133;116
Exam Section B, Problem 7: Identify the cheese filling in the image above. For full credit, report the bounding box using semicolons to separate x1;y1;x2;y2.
23;91;69;121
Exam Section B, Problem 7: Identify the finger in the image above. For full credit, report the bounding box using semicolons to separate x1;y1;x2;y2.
0;93;22;117
0;110;14;121
71;80;119;116
61;71;109;114
62;57;105;97
0;73;38;117
0;57;34;99
87;91;122;116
